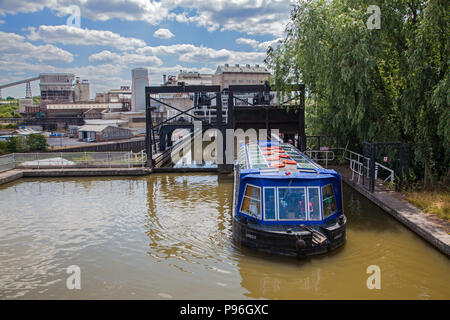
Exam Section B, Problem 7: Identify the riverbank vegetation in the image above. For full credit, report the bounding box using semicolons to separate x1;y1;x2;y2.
0;98;21;118
406;189;450;221
266;0;449;192
0;134;49;154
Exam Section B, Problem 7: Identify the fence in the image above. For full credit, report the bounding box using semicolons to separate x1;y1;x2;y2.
0;151;146;172
304;148;394;192
0;154;15;173
305;150;335;168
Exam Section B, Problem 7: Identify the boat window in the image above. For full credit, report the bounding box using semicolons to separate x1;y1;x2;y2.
278;187;307;220
308;187;321;220
240;184;261;218
263;188;276;220
322;184;338;218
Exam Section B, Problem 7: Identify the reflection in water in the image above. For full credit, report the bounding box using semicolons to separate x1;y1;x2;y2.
144;174;234;266
0;176;449;299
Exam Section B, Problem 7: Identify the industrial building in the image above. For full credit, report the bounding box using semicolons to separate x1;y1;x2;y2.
73;78;90;102
212;64;271;89
176;71;212;85
77;124;132;142
18;98;40;115
46;102;109;118
39;73;75;111
95;86;131;111
131;68;149;112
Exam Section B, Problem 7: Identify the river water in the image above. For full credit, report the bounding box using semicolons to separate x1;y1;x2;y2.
0;174;449;299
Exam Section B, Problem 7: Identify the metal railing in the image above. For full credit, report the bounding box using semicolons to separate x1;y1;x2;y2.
305;150;335;168
304;147;394;190
0;154;15;173
337;147;394;187
0;151;146;172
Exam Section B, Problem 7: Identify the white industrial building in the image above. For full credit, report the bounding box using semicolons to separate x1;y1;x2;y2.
131;68;149;112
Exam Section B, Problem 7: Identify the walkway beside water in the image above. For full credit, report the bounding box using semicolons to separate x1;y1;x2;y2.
331;165;450;257
0;167;150;185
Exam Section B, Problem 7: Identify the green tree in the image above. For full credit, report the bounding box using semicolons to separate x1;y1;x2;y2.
6;136;28;153
0;140;6;154
26;134;49;152
266;0;449;185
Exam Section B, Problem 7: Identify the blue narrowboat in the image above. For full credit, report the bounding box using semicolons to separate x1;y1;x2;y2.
232;141;346;258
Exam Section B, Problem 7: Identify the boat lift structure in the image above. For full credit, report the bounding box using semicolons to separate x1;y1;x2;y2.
144;83;306;172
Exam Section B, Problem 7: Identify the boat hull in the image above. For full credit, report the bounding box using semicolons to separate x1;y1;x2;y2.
232;215;346;258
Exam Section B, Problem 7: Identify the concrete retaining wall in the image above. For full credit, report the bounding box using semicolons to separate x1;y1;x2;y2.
50;139;145;153
0;168;150;185
342;177;450;257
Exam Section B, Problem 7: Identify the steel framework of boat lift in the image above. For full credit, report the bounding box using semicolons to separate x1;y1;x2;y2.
144;83;306;171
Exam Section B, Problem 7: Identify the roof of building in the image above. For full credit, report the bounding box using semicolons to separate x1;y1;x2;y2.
78;124;110;132
13;128;41;135
84;119;127;125
215;64;270;75
78;124;132;132
47;103;109;110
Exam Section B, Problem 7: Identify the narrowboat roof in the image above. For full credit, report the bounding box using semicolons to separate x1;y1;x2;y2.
237;141;338;177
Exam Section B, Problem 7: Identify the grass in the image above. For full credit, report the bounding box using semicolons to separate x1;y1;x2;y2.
405;190;450;221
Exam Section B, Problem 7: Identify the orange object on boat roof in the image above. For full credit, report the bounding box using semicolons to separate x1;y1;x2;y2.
262;152;274;156
279;154;290;159
266;156;280;161
270;163;285;168
283;159;297;165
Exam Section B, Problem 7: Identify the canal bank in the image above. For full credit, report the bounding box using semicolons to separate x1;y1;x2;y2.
0;168;150;185
331;165;450;258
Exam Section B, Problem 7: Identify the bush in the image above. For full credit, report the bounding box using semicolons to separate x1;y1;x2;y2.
0;140;6;154
26;134;49;152
6;136;28;153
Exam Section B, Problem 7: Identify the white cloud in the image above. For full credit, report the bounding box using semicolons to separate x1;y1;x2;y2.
136;44;197;56
153;28;174;39
166;0;292;36
0;0;291;36
27;25;146;50
0;0;167;25
178;47;266;65
236;37;282;51
0;31;73;63
137;43;267;65
88;50;163;67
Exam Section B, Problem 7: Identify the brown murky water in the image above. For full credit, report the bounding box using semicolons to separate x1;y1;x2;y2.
0;174;449;299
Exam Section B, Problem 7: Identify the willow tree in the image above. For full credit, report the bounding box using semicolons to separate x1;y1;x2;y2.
266;0;449;183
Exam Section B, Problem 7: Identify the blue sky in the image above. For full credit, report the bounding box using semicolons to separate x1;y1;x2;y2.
0;0;293;98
